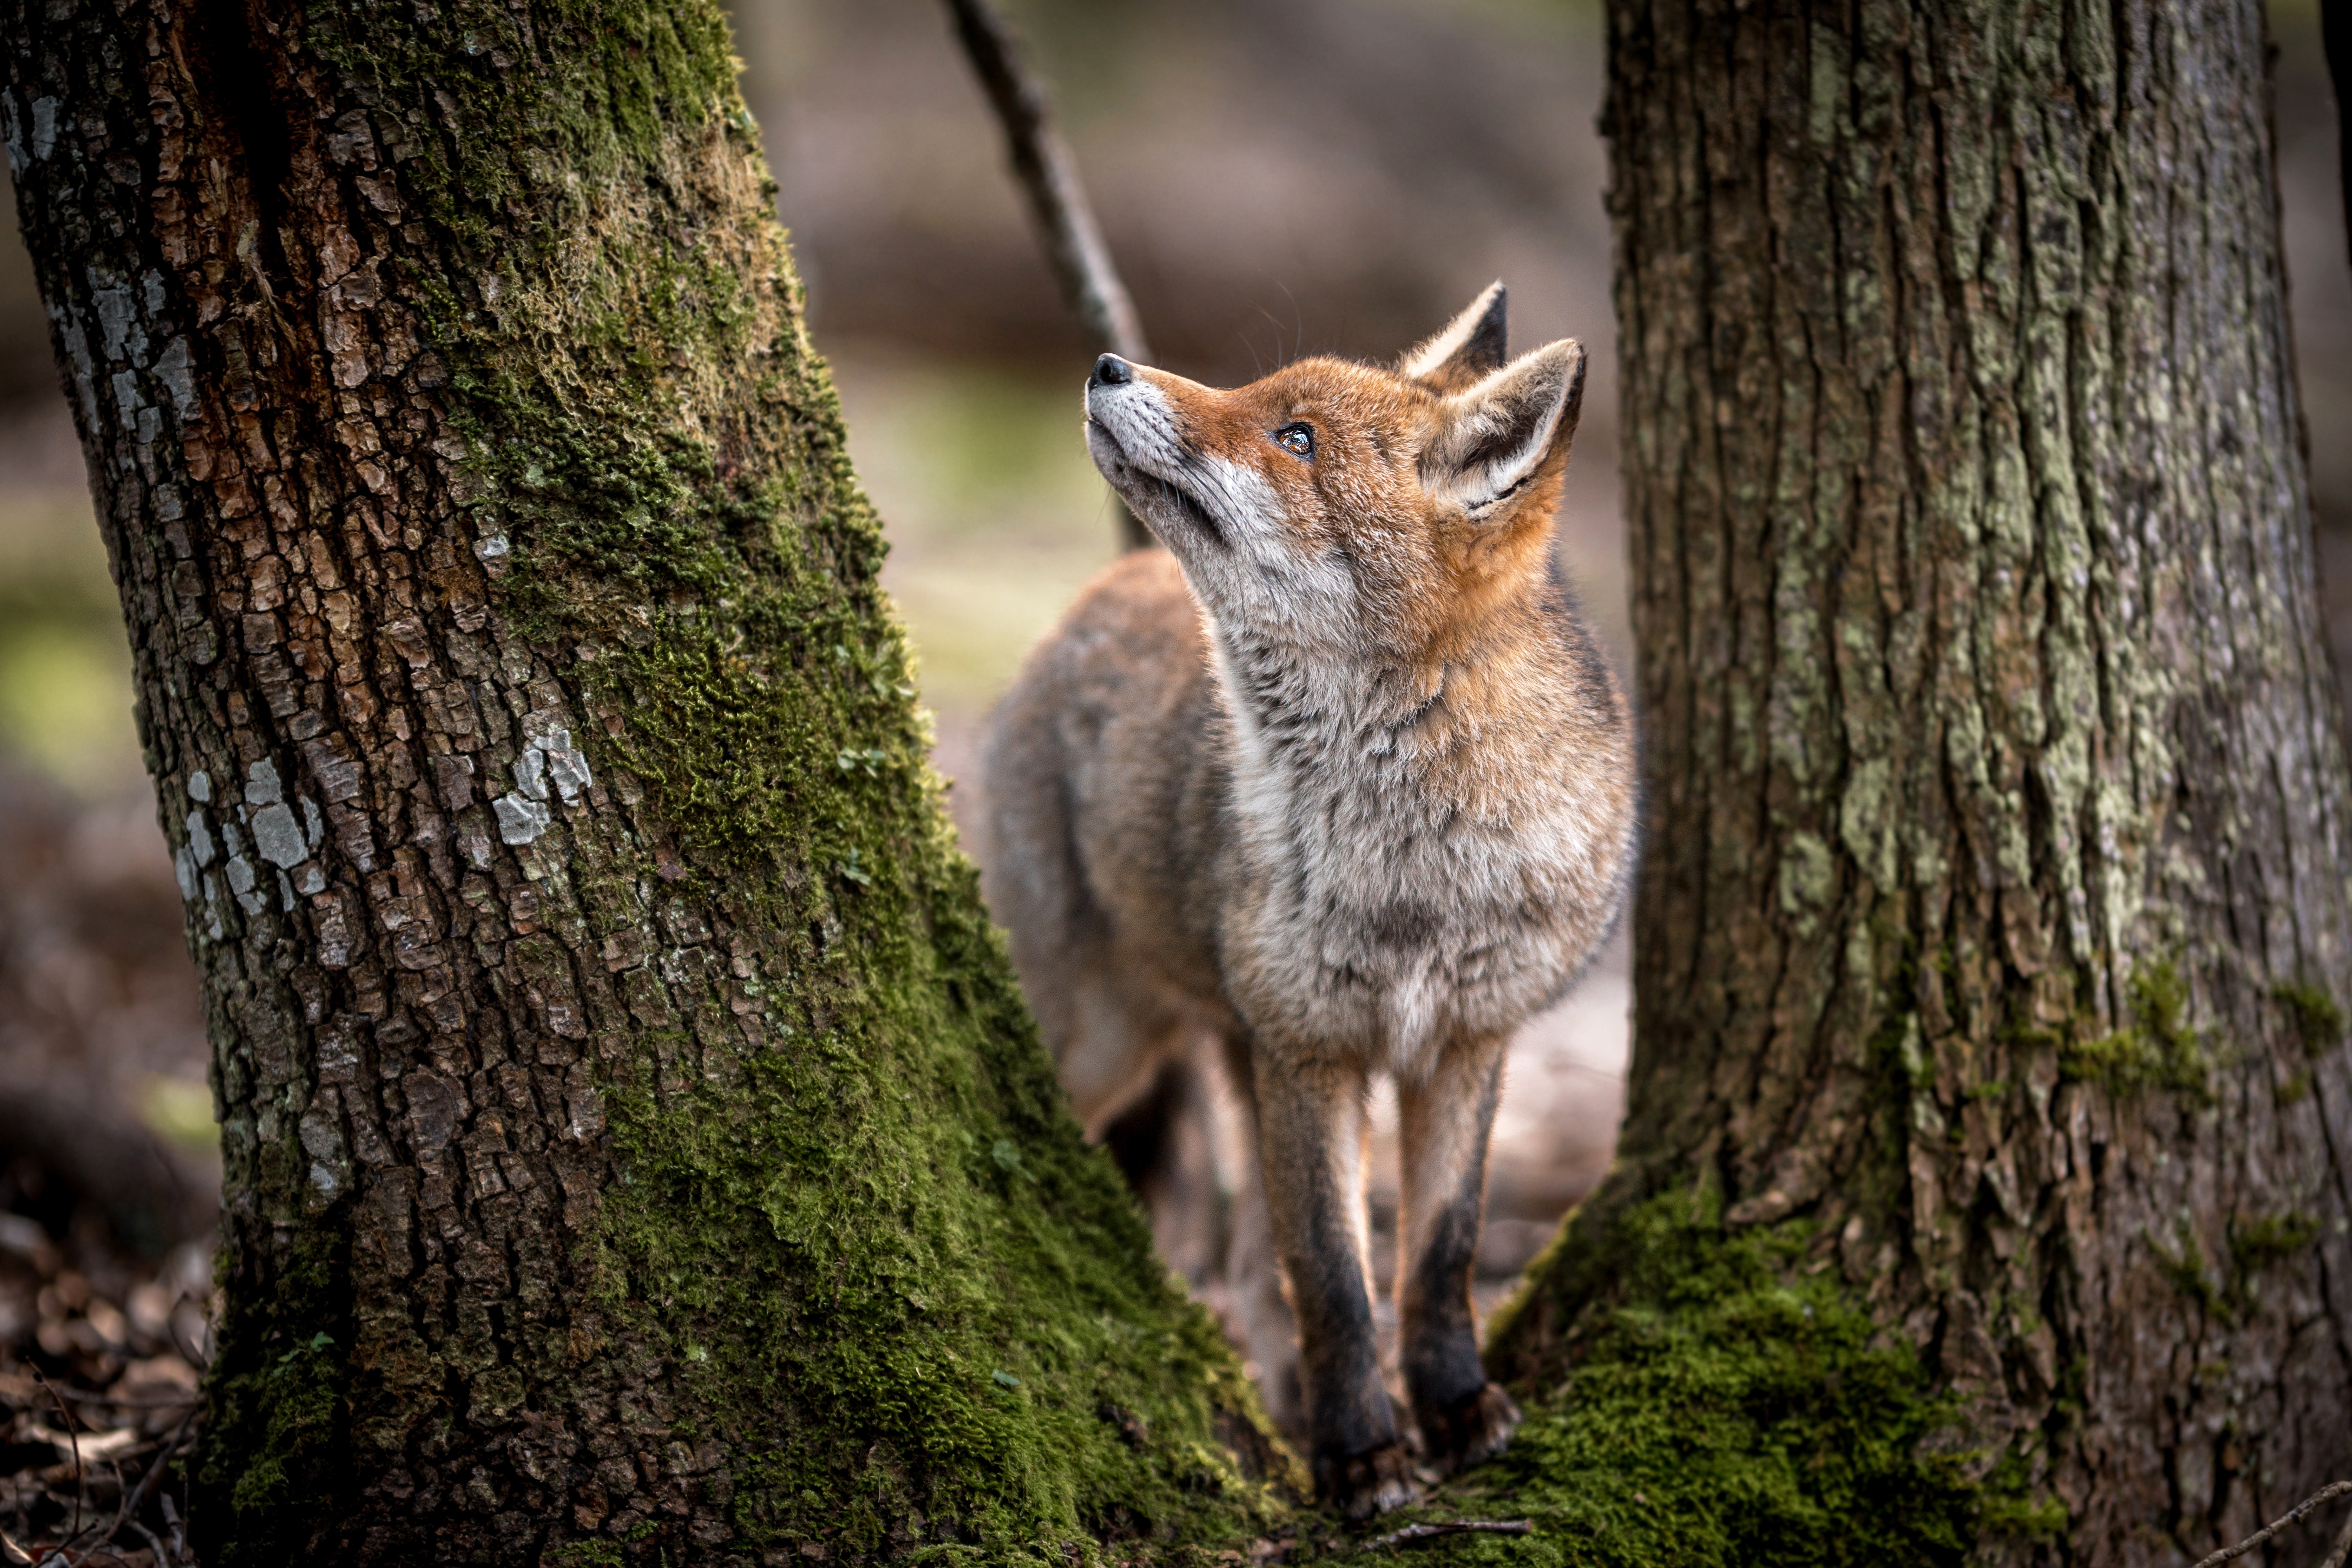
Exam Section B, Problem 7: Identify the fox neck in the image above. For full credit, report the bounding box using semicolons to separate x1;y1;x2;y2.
1202;572;1561;833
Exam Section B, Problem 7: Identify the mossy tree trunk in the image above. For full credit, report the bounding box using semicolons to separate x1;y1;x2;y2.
1495;0;2352;1561
0;1;1286;1562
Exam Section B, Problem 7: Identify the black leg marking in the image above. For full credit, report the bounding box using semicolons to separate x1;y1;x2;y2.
1397;1040;1520;1475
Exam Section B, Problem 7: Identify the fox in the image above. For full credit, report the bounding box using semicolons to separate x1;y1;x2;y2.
978;283;1637;1518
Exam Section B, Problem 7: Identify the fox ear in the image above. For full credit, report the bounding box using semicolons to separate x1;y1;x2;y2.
1422;338;1586;520
1399;281;1508;390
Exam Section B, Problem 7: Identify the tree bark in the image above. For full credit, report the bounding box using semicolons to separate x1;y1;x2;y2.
1496;0;2352;1563
0;2;1285;1562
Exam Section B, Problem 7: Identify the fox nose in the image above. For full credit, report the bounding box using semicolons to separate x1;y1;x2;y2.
1091;353;1132;388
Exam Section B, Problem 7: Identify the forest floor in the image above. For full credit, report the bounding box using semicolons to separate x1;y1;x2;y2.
0;768;218;1568
0;1223;209;1568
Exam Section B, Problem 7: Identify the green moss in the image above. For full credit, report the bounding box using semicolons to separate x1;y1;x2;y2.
554;1521;662;1568
2057;959;2210;1101
2150;1224;2224;1319
2229;1212;2320;1278
2147;1212;2318;1327
2277;1069;2312;1107
589;873;1294;1555
1435;1190;2042;1566
2274;981;2344;1058
223;1333;345;1515
196;1224;351;1564
1976;1450;2070;1540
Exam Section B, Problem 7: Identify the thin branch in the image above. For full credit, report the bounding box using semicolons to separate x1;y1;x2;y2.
941;0;1148;363
2190;1480;2352;1568
76;1402;201;1563
168;1309;211;1373
1359;1519;1534;1552
40;1387;197;1410
72;1444;131;1568
939;0;1154;550
2322;1501;2352;1568
31;1371;83;1557
124;1519;170;1568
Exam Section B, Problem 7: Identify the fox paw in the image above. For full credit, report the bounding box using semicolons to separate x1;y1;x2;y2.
1316;1440;1420;1521
1417;1382;1522;1477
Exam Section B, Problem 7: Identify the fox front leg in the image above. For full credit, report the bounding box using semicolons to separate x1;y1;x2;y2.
1396;1034;1521;1474
1251;1052;1417;1519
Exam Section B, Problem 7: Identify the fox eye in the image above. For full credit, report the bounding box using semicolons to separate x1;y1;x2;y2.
1274;423;1315;460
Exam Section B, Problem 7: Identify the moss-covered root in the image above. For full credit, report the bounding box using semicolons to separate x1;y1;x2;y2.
1342;1191;2060;1567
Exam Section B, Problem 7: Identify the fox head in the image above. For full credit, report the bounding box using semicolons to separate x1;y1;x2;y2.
1082;283;1584;662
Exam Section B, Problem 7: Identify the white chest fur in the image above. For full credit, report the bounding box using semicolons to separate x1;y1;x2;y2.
1209;635;1612;1078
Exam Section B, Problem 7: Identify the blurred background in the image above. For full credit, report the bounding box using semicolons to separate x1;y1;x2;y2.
0;0;2340;1417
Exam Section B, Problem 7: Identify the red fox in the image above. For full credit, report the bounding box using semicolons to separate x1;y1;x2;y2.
980;285;1637;1517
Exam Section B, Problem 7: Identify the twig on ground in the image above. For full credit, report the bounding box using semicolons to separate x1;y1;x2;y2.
65;1441;131;1566
30;1370;84;1556
124;1518;169;1568
938;0;1156;551
40;1388;197;1411
2189;1480;2352;1568
66;1400;200;1565
166;1309;211;1375
1359;1519;1534;1552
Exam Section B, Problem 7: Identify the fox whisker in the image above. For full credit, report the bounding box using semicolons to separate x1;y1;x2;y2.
1154;476;1225;545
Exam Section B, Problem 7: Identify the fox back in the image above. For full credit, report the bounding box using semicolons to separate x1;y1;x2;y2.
980;284;1636;1518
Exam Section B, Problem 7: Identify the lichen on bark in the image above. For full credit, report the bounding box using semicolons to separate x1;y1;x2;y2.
2;0;1290;1559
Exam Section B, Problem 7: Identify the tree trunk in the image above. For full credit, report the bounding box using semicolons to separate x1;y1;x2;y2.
1494;0;2352;1562
0;2;1286;1562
